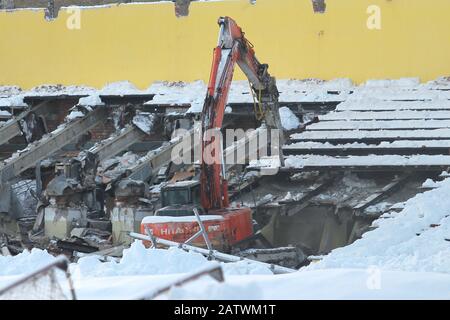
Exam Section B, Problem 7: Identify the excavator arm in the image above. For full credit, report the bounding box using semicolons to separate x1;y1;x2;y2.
200;16;284;211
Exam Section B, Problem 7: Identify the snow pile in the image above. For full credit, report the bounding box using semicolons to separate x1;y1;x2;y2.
99;81;144;96
309;177;450;274
0;249;55;276
0;241;271;283
72;242;212;278
164;268;450;300
285;154;450;168
336;98;450;112
422;178;440;189
71;241;271;279
279;106;300;130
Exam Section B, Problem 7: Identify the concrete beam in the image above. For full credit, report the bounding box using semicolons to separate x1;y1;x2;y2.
128;129;195;182
0;120;22;146
0;101;53;146
0;107;109;184
89;124;146;162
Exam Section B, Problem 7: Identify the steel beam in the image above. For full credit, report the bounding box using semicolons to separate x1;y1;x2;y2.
0;107;109;184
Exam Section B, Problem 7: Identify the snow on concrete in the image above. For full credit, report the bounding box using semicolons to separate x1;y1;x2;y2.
146;80;206;113
284;140;450;151
322;110;450;120
277;78;354;103
279;106;300;130
336;99;450;112
78;94;104;107
284;155;450;168
146;78;354;113
0;110;12;117
25;84;96;97
0;95;26;107
132;112;155;134
0;85;22;98
291;128;450;141
309;119;450;131
65;110;85;120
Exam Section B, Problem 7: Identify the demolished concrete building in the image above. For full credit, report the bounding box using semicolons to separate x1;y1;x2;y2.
2;77;450;267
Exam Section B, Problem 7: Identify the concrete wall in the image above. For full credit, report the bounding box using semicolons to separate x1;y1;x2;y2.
1;0;449;89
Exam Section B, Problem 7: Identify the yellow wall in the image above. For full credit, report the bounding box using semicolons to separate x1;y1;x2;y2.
1;0;450;89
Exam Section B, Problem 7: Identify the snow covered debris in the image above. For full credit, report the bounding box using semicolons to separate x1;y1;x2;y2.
364;78;421;88
72;241;215;278
308;177;450;274
0;241;271;284
132;112;155;134
0;95;26;107
0;110;12;117
0;85;22;98
66;110;85;120
100;81;144;96
277;78;354;103
78;94;104;107
422;178;440;189
279;106;300;130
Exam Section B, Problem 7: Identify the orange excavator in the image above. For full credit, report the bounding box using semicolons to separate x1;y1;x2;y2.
141;17;283;252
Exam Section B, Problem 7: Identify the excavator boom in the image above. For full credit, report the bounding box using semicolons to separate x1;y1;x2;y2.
142;17;283;251
201;16;283;211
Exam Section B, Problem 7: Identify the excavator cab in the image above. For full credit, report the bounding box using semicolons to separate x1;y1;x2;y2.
156;181;203;217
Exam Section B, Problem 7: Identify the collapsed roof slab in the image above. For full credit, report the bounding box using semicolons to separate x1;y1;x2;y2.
0;107;109;184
